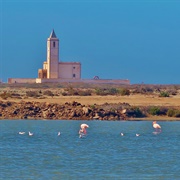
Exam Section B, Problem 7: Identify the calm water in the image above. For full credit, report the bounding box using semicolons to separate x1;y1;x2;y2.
0;120;180;180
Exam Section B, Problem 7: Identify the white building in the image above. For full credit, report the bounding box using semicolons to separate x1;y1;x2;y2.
8;30;130;85
38;30;81;80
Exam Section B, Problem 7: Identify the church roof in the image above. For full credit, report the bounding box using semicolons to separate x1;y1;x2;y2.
49;29;57;38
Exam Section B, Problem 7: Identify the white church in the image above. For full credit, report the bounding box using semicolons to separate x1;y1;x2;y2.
37;30;81;82
8;30;130;85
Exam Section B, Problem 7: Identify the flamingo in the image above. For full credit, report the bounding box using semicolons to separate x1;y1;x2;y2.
79;123;89;137
80;124;89;134
153;121;161;131
80;124;89;129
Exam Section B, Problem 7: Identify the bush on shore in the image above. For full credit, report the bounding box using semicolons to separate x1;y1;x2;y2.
147;106;168;116
119;88;130;96
95;88;119;95
159;91;169;97
62;87;92;96
26;91;41;98
167;109;180;117
95;88;130;96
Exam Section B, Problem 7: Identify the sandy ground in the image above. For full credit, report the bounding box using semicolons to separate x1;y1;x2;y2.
1;84;180;120
1;93;180;120
1;84;180;107
5;94;180;107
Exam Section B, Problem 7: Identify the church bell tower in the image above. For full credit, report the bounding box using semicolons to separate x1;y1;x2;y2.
47;29;59;79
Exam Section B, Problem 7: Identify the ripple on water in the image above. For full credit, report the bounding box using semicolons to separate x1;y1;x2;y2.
0;120;180;179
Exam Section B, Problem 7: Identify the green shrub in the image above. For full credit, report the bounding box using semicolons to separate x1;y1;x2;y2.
159;91;169;97
174;110;180;117
167;109;175;117
95;88;108;96
167;109;180;117
133;107;143;117
95;88;120;96
90;104;96;109
148;106;161;115
108;88;119;95
126;107;143;117
43;90;54;97
119;88;130;96
26;91;40;98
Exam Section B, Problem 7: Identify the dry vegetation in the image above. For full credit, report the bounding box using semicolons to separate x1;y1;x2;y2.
1;82;180;119
1;83;180;106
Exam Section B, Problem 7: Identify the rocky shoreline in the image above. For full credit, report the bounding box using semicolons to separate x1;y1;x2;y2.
0;100;179;121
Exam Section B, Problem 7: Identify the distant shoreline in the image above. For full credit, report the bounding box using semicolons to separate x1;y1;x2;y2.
0;100;180;121
0;83;180;121
1;116;180;121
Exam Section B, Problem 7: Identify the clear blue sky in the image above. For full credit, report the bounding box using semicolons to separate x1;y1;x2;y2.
1;0;180;84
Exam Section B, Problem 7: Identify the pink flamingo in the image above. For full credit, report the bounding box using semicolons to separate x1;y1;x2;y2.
79;124;89;137
153;121;161;132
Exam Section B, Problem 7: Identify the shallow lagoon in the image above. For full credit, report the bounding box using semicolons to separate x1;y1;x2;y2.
0;120;180;179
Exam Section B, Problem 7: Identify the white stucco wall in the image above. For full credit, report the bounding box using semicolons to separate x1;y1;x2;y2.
58;62;81;79
47;38;59;78
8;78;36;83
36;78;130;84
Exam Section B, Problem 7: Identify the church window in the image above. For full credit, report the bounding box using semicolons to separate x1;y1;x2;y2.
73;67;75;69
73;74;76;78
53;42;55;47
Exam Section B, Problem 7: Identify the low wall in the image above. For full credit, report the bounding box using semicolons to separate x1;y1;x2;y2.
8;78;36;84
8;78;130;85
81;79;130;84
36;78;130;85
